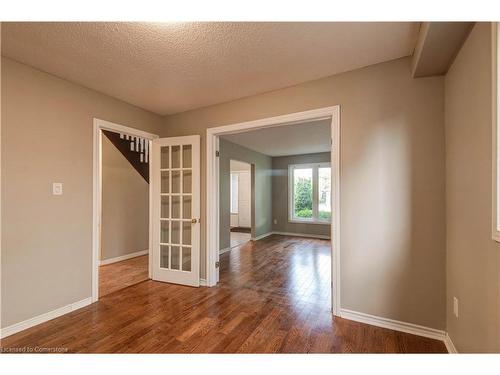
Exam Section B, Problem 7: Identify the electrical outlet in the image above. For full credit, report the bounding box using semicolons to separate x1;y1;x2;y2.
453;297;459;318
273;219;278;225
52;182;63;196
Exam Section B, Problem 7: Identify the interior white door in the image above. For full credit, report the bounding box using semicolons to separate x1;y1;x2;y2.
238;171;251;227
152;135;200;286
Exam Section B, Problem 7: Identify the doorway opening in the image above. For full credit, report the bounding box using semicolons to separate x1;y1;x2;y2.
98;129;150;297
206;106;340;315
92;119;158;302
228;160;253;250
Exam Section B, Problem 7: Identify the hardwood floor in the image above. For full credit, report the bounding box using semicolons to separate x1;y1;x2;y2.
99;255;149;298
230;231;251;248
0;235;447;353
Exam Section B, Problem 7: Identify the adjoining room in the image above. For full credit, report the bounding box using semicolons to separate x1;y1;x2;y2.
228;160;252;249
217;118;333;311
98;129;151;297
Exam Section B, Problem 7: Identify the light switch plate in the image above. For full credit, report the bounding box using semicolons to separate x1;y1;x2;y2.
52;182;63;195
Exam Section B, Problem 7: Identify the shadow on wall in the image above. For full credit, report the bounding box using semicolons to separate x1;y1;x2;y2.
342;111;446;329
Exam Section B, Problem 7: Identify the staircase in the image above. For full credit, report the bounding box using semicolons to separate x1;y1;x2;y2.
102;130;149;182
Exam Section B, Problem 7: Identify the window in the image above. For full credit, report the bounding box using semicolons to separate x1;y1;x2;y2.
288;163;331;223
230;173;239;214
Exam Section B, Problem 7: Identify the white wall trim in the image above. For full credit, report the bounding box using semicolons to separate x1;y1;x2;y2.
92;118;158;303
492;23;500;242
444;333;458;353
340;308;447;342
206;106;341;316
219;247;231;255
199;278;207;286
272;231;330;240
0;297;92;339
227;231;330;248
99;249;149;266
251;231;274;241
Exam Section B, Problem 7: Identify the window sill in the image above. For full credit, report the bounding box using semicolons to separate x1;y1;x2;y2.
288;219;331;225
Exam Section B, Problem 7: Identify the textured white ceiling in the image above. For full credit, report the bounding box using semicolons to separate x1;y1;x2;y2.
1;22;419;115
221;119;331;157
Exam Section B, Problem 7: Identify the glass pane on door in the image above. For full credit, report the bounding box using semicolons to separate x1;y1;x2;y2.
182;248;191;271
171;246;180;270
172;171;181;194
161;147;169;168
171;146;181;168
182;145;192;168
160;245;169;268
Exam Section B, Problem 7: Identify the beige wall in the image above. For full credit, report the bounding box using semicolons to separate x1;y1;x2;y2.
163;57;446;329
445;22;500;352
1;57;163;328
272;152;331;237
101;135;149;261
219;139;272;250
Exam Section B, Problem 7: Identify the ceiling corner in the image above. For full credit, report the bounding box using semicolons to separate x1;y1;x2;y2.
411;22;475;78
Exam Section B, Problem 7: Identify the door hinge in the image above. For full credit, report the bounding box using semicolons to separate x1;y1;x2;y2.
215;150;220;157
215;261;220;268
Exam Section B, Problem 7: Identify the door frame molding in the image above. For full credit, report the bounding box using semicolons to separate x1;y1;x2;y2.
92;118;158;303
206;105;341;315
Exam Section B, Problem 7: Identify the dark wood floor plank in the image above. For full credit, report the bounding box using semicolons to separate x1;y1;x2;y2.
99;255;149;298
0;235;447;353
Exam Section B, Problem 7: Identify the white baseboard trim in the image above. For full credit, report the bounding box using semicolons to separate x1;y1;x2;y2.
199;278;207;286
0;297;93;339
340;308;447;342
272;231;331;240
99;249;148;266
251;231;273;241
219;247;231;255
444;333;458;353
249;231;331;242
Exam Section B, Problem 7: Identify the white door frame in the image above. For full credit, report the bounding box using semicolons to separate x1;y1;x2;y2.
206;105;341;315
92;118;159;303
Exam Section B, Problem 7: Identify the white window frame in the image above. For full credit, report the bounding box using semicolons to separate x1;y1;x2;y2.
492;22;500;242
288;162;331;224
230;172;239;214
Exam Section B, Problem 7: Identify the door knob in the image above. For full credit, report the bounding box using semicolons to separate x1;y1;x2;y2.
191;218;198;224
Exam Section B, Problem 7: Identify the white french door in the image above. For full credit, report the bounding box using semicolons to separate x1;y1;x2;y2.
152;135;200;287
